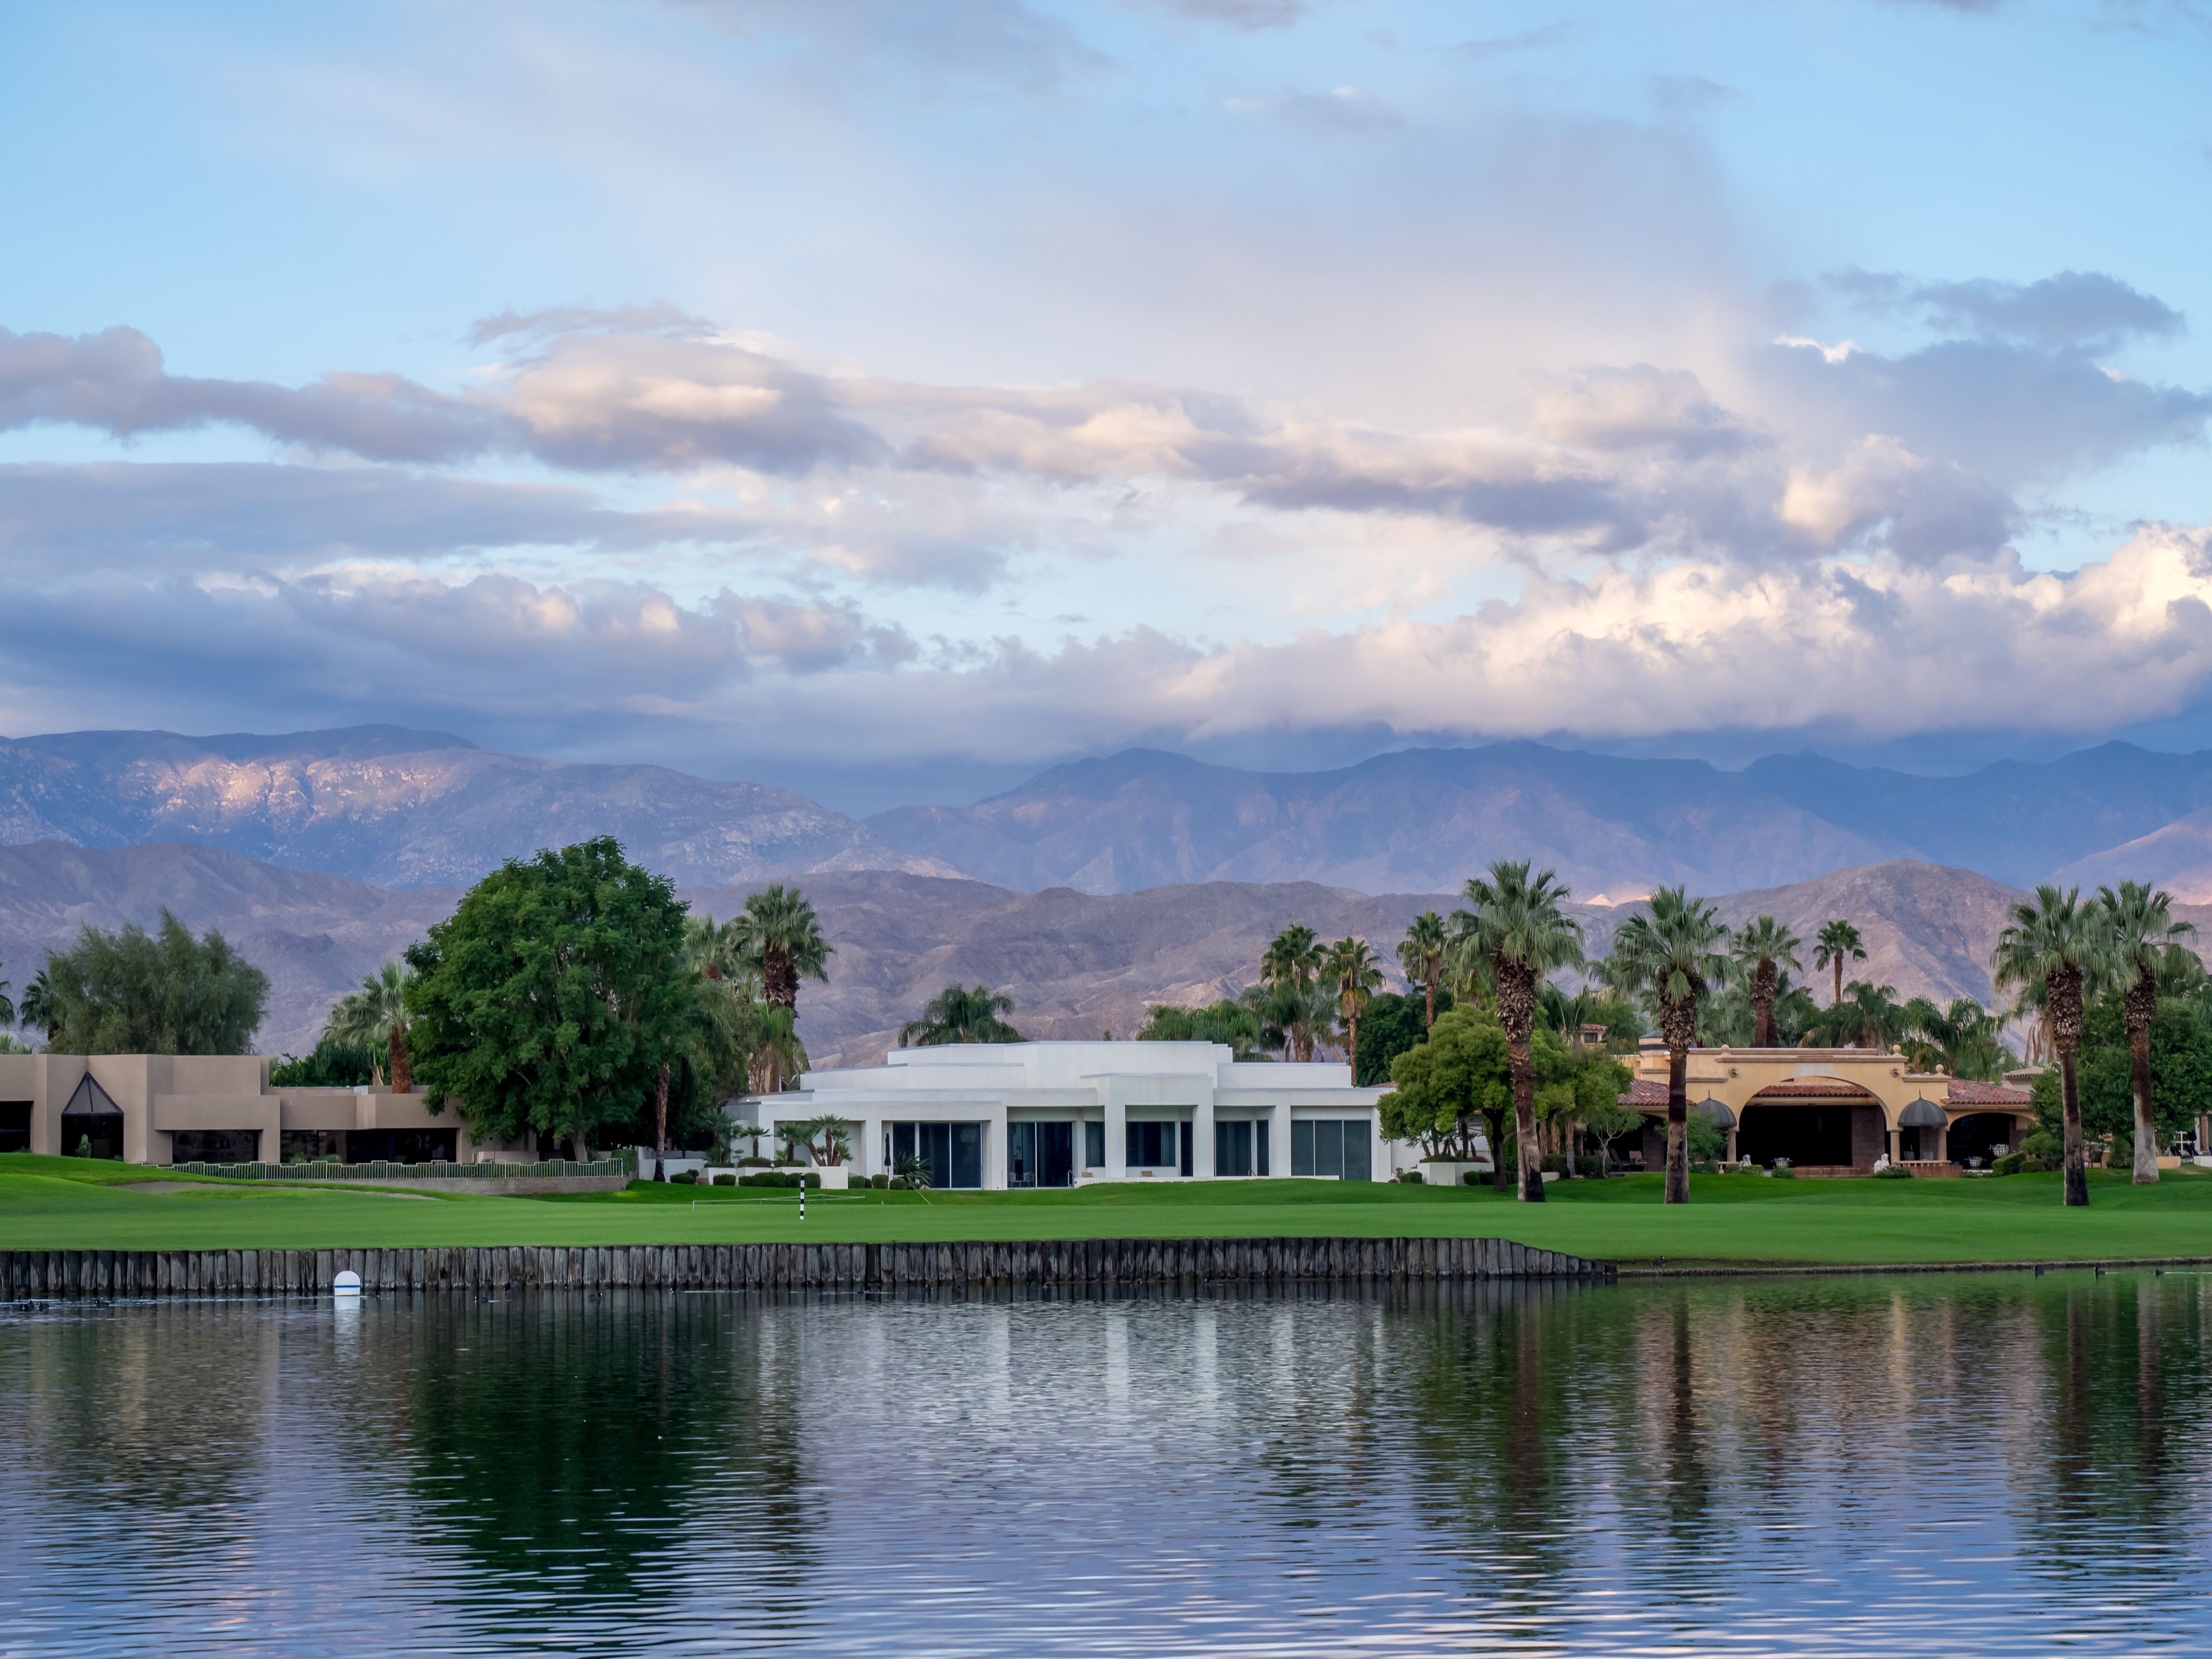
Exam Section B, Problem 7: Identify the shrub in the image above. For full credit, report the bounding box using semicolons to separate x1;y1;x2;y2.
1873;1165;1914;1179
671;1169;698;1185
736;1155;774;1168
1768;1161;1796;1179
738;1170;821;1189
2020;1129;2062;1163
711;1173;736;1187
1395;1169;1426;1184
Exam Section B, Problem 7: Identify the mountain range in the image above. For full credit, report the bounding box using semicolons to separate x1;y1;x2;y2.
3;840;2188;1068
8;725;2212;900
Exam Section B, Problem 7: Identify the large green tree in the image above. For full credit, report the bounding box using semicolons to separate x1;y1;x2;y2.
2031;990;2212;1163
405;838;694;1161
728;884;832;1013
1137;999;1266;1059
1383;1005;1516;1178
43;910;267;1055
1257;924;1327;1060
1449;860;1586;1203
2096;880;2196;1185
1610;886;1728;1204
1324;936;1385;1078
1992;884;2110;1208
1398;911;1448;1034
1352;988;1455;1085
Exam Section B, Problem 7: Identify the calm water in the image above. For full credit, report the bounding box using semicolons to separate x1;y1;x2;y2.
3;1275;2211;1657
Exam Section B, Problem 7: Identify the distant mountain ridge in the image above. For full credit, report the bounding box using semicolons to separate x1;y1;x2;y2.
0;726;955;890
7;725;2212;901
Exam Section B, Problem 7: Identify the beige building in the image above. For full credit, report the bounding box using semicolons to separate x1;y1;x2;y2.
0;1053;531;1166
1621;1044;2035;1176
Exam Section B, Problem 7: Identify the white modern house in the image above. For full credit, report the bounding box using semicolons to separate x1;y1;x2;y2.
749;1040;1397;1190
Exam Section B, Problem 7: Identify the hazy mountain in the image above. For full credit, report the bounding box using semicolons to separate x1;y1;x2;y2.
0;726;954;889
865;744;1898;898
0;843;2089;1072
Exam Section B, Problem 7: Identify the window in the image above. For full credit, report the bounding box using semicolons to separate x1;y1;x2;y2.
1010;1121;1074;1188
1084;1119;1106;1168
1290;1118;1372;1181
1215;1119;1252;1177
889;1121;986;1189
346;1129;458;1164
0;1101;29;1155
281;1130;345;1163
1126;1120;1178;1167
171;1129;261;1165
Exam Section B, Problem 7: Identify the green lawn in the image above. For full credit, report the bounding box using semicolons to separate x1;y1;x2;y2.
7;1153;2212;1265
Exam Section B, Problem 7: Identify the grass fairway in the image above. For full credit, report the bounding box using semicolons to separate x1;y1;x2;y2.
7;1153;2212;1266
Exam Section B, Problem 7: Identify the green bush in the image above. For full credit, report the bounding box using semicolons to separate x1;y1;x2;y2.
711;1173;736;1186
671;1169;698;1185
1462;1170;1487;1186
737;1170;821;1189
1768;1161;1796;1179
1873;1165;1914;1179
1991;1152;2026;1176
736;1154;774;1168
2020;1128;2062;1163
1395;1169;1426;1184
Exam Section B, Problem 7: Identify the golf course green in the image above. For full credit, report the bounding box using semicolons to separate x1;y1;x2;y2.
6;1153;2212;1267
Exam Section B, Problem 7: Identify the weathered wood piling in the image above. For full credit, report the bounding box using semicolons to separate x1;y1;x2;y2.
0;1237;1611;1298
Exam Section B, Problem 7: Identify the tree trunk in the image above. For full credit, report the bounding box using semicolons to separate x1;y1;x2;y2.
2127;969;2159;1185
654;1061;670;1178
1485;1108;1511;1191
1665;1043;1690;1204
389;1023;412;1094
1509;1031;1545;1202
1424;974;1436;1033
2060;1045;2089;1206
1347;1012;1359;1082
1754;959;1776;1048
1833;959;1843;1009
572;1127;589;1164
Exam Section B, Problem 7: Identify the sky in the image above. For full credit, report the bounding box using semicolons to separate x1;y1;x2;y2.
1;0;2209;813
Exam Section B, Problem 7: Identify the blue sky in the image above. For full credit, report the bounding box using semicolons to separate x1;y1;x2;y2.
1;0;2209;810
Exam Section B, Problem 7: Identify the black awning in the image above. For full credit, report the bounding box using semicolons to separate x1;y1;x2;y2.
1693;1097;1736;1130
61;1074;123;1118
1898;1097;1947;1129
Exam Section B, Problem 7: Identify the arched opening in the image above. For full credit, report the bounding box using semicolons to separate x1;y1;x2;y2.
1897;1097;1947;1163
59;1075;124;1161
1947;1111;2019;1167
1739;1082;1882;1172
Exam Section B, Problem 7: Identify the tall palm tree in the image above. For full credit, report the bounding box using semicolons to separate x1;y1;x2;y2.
1899;996;2010;1082
1398;911;1448;1033
1258;925;1326;1060
2097;880;2196;1186
1324;937;1384;1077
15;965;48;1043
1611;887;1729;1204
1992;885;2111;1208
729;884;832;1013
327;960;416;1093
1813;919;1866;1010
900;984;1023;1046
1729;916;1804;1047
1451;860;1586;1203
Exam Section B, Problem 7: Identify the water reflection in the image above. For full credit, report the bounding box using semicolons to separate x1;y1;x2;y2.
0;1274;2208;1655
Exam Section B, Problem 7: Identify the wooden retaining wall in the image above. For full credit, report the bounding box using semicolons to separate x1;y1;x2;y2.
0;1237;1611;1298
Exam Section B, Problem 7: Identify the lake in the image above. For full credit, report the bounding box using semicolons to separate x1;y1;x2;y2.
2;1273;2208;1656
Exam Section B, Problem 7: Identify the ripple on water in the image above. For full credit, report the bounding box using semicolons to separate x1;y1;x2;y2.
0;1274;2209;1656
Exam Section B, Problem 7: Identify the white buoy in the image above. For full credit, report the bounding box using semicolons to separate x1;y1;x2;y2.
333;1269;362;1298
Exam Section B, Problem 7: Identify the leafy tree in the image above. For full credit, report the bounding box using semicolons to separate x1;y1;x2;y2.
900;984;1023;1046
1352;989;1454;1086
325;959;417;1091
1610;886;1728;1204
1898;996;2011;1082
1536;1046;1634;1177
1258;925;1326;1059
1806;979;1907;1049
1136;999;1266;1059
1729;916;1803;1047
727;884;832;1014
1813;919;1867;1008
269;1037;380;1088
17;967;49;1043
1382;1005;1514;1178
406;838;693;1161
1323;936;1385;1076
2032;991;2212;1166
1448;861;1586;1203
43;910;267;1054
1699;973;1819;1048
1238;974;1334;1062
1540;981;1643;1051
1992;884;2112;1208
2097;880;2196;1184
1398;911;1448;1033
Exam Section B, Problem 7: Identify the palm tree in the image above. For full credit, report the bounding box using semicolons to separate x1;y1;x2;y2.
326;960;416;1092
17;967;52;1044
1257;925;1326;1060
1813;980;1905;1050
729;884;832;1013
2097;880;2196;1186
1899;996;2010;1082
1324;937;1385;1076
1451;860;1586;1203
1611;887;1729;1204
1398;911;1448;1033
1991;885;2111;1208
1813;919;1866;1009
900;984;1023;1046
747;1003;808;1094
1729;916;1803;1047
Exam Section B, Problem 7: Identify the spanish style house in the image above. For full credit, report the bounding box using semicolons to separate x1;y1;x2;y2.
1619;1044;2035;1175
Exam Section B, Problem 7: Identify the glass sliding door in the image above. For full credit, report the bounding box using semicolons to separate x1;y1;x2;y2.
1214;1119;1253;1177
1084;1119;1105;1169
1290;1119;1373;1181
890;1121;987;1189
1008;1122;1074;1188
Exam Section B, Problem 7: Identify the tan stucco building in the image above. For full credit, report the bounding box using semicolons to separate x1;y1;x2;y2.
0;1053;530;1166
1621;1044;2036;1175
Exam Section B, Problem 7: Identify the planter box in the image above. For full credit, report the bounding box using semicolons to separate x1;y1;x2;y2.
1420;1159;1492;1186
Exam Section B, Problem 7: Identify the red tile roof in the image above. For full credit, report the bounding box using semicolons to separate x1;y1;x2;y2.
1948;1079;2032;1106
1619;1079;1669;1108
1748;1079;1878;1099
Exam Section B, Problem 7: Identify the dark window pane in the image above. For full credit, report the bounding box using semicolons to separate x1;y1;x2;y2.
0;1101;30;1155
346;1129;457;1165
1179;1121;1193;1177
1316;1120;1343;1180
172;1129;263;1164
1085;1119;1105;1168
1343;1118;1372;1182
1256;1119;1270;1178
1291;1119;1314;1177
1037;1122;1074;1187
951;1123;984;1189
1009;1121;1035;1188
